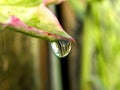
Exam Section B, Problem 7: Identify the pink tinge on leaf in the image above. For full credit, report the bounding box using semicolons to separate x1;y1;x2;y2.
5;16;75;43
8;16;27;27
7;16;48;34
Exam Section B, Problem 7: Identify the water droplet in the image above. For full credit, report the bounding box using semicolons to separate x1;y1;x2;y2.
50;40;72;58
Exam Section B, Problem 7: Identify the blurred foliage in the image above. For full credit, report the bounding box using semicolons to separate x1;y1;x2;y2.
69;0;120;90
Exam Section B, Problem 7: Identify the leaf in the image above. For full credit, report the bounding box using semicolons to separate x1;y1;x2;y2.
0;3;75;43
44;0;65;5
0;0;42;7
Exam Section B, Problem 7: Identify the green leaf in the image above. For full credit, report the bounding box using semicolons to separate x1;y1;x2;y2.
44;0;65;5
0;0;42;7
0;3;75;43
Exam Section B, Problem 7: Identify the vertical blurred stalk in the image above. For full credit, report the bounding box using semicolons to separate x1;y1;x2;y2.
39;40;51;90
81;17;92;90
30;38;41;90
50;52;63;90
48;5;63;90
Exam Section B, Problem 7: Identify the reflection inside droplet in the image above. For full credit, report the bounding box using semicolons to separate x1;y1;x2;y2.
50;40;72;58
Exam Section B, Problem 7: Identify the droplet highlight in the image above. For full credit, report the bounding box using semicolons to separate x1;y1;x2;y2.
50;40;72;58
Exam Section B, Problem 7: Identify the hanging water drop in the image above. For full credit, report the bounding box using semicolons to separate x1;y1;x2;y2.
50;40;72;58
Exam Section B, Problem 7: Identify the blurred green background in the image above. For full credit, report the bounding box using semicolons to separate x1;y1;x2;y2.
0;0;120;90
